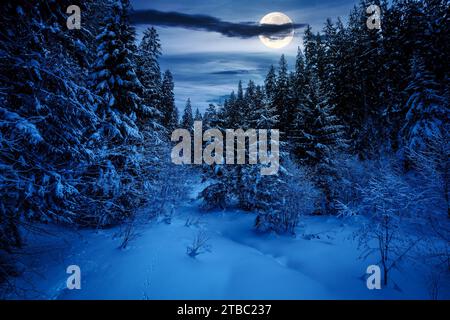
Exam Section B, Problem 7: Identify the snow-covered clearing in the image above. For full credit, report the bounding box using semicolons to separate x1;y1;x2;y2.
7;182;448;300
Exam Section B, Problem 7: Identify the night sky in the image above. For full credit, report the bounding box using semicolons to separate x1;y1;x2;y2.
131;0;358;113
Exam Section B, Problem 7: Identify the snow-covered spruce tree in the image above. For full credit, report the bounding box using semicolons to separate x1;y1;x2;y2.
91;0;152;122
199;82;248;210
290;48;309;142
160;70;178;132
169;106;180;131
0;0;107;284
218;81;254;209
236;85;246;125
200;103;223;197
293;75;347;214
198;79;316;234
273;55;295;139
303;26;327;86
306;2;386;157
223;80;265;211
203;104;219;130
88;0;160;225
421;0;449;84
264;65;277;108
136;27;162;115
199;173;230;211
380;0;427;152
194;108;203;122
243;81;259;127
293;48;308;100
322;18;338;93
350;0;385;157
402;55;449;153
254;158;320;235
239;75;318;233
254;85;278;129
0;0;98;239
236;79;279;212
181;98;194;130
199;97;235;210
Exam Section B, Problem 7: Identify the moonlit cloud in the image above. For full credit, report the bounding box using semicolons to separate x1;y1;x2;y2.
130;9;307;38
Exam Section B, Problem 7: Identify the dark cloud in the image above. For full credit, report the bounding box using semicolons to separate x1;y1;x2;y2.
210;69;251;75
130;9;307;38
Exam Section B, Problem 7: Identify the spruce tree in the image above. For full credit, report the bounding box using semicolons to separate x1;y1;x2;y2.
322;19;339;107
273;55;290;132
136;27;162;113
89;0;162;225
194;108;203;122
254;89;279;129
0;0;99;254
91;0;151;128
169;106;179;131
160;70;176;130
402;56;449;152
203;104;219;129
264;65;277;105
223;91;239;127
234;81;248;128
181;99;194;130
295;75;346;213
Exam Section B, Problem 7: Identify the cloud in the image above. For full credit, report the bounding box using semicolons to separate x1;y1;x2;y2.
210;69;251;75
130;9;307;38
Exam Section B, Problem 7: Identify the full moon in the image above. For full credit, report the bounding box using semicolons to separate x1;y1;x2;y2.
259;12;294;49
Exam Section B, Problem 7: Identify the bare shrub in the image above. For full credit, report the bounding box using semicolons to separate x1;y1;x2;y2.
355;163;421;285
186;230;211;258
116;217;139;250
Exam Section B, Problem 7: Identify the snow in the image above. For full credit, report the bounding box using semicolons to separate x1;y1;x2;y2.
8;180;448;300
0;107;43;144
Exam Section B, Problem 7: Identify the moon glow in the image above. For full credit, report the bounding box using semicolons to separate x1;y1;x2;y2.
259;12;294;49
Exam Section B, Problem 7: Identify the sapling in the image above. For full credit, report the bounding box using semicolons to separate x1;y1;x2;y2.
356;164;420;285
186;230;211;258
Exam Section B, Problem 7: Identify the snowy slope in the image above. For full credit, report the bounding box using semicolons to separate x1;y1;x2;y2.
7;182;449;300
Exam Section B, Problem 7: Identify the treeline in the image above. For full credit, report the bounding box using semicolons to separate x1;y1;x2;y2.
0;0;179;281
190;0;449;232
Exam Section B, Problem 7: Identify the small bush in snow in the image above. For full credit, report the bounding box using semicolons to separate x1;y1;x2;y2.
333;154;375;214
186;231;211;258
255;159;320;235
199;182;228;210
117;218;139;250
